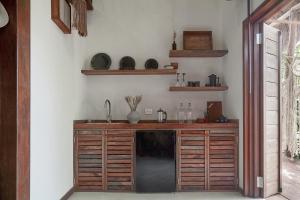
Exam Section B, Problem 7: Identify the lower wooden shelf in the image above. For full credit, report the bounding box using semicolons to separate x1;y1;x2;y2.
169;86;229;92
81;69;177;75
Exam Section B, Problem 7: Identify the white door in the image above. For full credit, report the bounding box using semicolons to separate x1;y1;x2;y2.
263;24;281;198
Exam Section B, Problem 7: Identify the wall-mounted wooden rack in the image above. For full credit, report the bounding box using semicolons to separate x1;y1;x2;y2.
81;69;177;75
169;50;228;58
86;0;93;10
169;86;229;92
68;0;93;10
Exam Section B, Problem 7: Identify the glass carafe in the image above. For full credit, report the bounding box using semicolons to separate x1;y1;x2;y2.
186;102;193;123
177;103;186;123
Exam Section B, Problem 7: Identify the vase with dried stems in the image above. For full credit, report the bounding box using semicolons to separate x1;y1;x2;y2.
125;96;142;124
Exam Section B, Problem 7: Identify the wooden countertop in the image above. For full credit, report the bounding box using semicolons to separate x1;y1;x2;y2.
74;120;239;130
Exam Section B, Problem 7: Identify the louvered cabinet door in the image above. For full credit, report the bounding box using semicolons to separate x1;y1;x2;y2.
105;130;135;192
208;134;238;191
75;130;104;191
177;130;206;191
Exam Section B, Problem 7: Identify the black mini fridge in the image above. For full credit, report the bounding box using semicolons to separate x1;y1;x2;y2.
136;131;176;193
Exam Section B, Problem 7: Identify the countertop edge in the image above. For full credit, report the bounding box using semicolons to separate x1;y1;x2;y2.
73;120;239;130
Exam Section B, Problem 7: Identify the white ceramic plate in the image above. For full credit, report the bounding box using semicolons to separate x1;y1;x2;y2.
0;2;9;28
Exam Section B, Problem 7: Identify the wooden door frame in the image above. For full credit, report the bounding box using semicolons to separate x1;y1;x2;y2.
17;0;30;199
243;0;297;198
0;0;30;199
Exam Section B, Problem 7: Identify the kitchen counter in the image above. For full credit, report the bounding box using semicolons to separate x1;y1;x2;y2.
73;119;239;192
74;120;239;130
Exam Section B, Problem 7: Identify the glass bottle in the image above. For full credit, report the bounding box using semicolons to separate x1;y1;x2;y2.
177;102;186;123
186;102;193;123
181;73;186;87
172;31;177;50
176;73;181;87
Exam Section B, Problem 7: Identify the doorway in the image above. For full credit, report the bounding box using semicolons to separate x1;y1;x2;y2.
265;6;300;199
0;0;30;200
263;4;300;200
243;0;300;199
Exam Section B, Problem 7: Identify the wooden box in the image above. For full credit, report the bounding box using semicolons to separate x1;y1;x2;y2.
183;31;213;50
207;101;222;122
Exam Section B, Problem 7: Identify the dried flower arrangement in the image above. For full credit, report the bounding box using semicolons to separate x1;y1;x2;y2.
125;96;142;112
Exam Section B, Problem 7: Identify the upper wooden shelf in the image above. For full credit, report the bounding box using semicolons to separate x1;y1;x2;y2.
81;69;177;75
169;86;229;92
169;50;228;58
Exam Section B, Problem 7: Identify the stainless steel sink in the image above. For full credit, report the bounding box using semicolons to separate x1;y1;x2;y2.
83;120;128;124
81;120;179;124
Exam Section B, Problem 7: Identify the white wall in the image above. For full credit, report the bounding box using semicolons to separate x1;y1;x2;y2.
82;0;246;188
30;0;247;199
82;0;225;121
30;1;87;200
221;0;247;188
251;0;265;13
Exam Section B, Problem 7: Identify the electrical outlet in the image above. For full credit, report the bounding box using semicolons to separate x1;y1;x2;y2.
144;108;153;115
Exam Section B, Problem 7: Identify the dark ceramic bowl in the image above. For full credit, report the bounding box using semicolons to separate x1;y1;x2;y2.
119;56;136;70
145;59;159;69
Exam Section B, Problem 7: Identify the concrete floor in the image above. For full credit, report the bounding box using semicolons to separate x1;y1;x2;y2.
282;156;300;200
68;192;287;200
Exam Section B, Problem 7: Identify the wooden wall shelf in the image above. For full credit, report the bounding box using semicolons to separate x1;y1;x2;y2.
169;86;229;92
81;69;177;75
169;50;228;57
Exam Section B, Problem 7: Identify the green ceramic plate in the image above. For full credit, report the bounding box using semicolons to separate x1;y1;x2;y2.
91;53;111;69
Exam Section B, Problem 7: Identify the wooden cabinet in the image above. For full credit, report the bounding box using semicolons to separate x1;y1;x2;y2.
177;130;238;192
74;130;135;192
177;130;206;191
208;133;238;191
74;123;239;193
106;130;135;192
74;130;104;191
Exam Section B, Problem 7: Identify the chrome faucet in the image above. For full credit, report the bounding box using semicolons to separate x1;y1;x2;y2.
104;99;112;123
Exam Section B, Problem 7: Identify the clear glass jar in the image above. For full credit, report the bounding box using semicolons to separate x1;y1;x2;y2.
186;102;193;123
177;103;186;123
